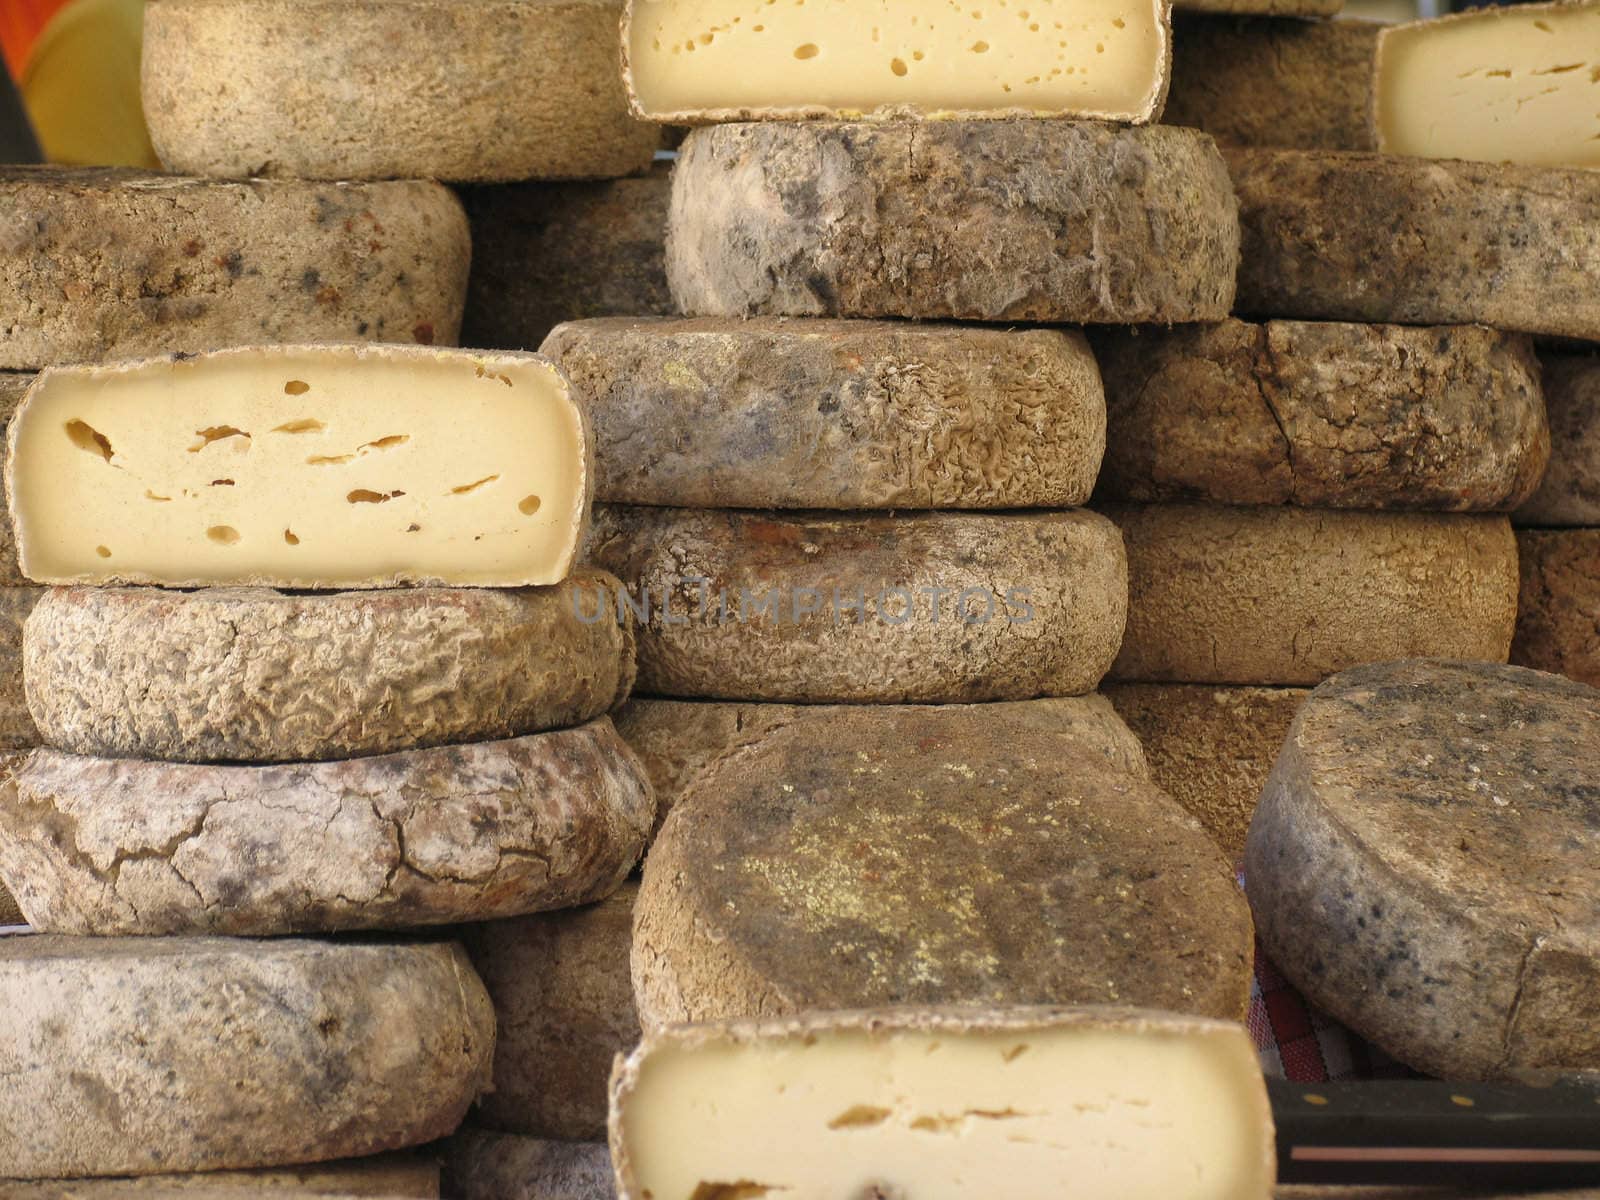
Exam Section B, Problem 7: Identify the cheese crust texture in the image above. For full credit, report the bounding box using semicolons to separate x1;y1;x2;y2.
609;1008;1275;1200
623;0;1172;123
7;346;591;588
1513;529;1600;689
1517;355;1600;527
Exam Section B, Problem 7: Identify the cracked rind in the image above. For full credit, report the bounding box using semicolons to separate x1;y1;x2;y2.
1517;356;1600;527
0;936;494;1177
632;712;1253;1031
1092;319;1547;511
1104;683;1308;861
465;882;638;1141
1164;16;1377;150
584;506;1128;703
461;166;673;352
24;571;635;763
667;121;1239;323
143;0;658;183
1513;530;1600;689
1244;659;1600;1081
614;696;1149;838
1103;504;1519;686
1229;149;1600;341
0;1155;441;1196
544;317;1106;510
0;720;653;936
0;168;468;370
446;1131;613;1200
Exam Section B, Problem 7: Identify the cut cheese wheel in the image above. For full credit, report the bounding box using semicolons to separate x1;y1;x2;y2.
668;121;1239;323
1517;356;1600;527
24;571;634;763
610;1008;1274;1200
6;346;591;588
0;936;493;1177
544;317;1106;509
466;881;639;1141
1105;683;1308;860
1165;16;1378;151
585;506;1128;702
0;168;468;371
623;0;1171;123
1376;3;1600;170
446;1132;614;1200
142;0;659;182
614;696;1148;836
1245;659;1600;1080
461;166;674;352
0;1156;441;1197
1103;504;1519;685
1229;149;1600;341
1513;530;1600;689
633;709;1253;1029
1092;319;1547;510
0;721;653;935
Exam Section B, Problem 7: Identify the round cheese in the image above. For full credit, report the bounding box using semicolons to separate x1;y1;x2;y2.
1513;530;1600;689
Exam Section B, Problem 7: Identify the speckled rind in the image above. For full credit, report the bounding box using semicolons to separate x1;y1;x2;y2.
1103;504;1519;685
0;720;653;935
1513;530;1600;688
0;1156;441;1196
1229;149;1600;341
24;571;634;763
632;712;1253;1030
1517;356;1600;527
667;121;1239;324
446;1131;613;1200
585;506;1128;703
1246;659;1600;1081
0;168;468;370
142;0;658;183
0;936;494;1178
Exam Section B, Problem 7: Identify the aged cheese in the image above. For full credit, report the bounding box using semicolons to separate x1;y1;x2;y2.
0;168;469;371
0;936;492;1177
1104;504;1519;685
1245;660;1600;1080
1;1156;441;1197
447;1132;614;1200
624;0;1171;123
1376;4;1600;169
143;0;659;182
609;1008;1274;1200
7;346;591;588
0;587;40;751
0;720;653;936
1176;0;1338;11
585;506;1128;703
24;571;634;763
1517;356;1600;527
1092;319;1547;510
544;317;1106;509
1513;530;1600;689
668;121;1239;324
634;709;1253;1029
0;374;29;584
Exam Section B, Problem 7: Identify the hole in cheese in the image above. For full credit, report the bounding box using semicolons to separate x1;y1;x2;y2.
347;489;405;504
794;42;820;58
207;526;240;545
65;420;114;463
211;479;235;487
188;426;251;453
450;475;499;495
284;529;300;545
274;418;325;434
284;380;311;396
95;545;111;558
360;434;410;452
518;494;542;515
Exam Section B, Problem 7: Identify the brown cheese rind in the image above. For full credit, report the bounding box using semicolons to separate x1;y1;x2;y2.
1513;530;1600;689
0;1155;442;1197
1517;356;1600;528
446;1131;614;1200
1175;0;1340;11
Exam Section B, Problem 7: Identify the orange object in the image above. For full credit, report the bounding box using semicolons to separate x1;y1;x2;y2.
0;0;72;82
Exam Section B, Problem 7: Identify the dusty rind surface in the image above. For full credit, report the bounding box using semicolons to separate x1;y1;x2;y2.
584;506;1128;703
1092;319;1547;511
1513;530;1600;689
1105;683;1308;861
0;720;654;936
0;168;469;370
143;0;659;183
1103;504;1519;685
461;167;673;352
544;317;1107;509
614;696;1148;836
0;936;494;1177
632;712;1253;1030
1229;149;1600;341
667;121;1239;324
446;1132;613;1200
1245;660;1600;1081
25;570;635;763
465;881;639;1142
0;1157;441;1197
0;374;27;583
0;587;40;750
1517;356;1600;527
1165;16;1377;151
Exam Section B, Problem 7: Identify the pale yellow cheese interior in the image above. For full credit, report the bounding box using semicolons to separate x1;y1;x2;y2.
627;0;1169;120
618;1020;1273;1200
1377;4;1600;168
8;346;588;587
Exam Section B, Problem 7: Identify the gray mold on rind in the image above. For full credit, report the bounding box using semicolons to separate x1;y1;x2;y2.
446;1131;614;1200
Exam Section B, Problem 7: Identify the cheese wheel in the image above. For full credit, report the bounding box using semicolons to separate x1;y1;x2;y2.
1516;356;1600;528
446;1132;613;1200
0;1156;441;1197
0;374;27;584
1513;530;1600;689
